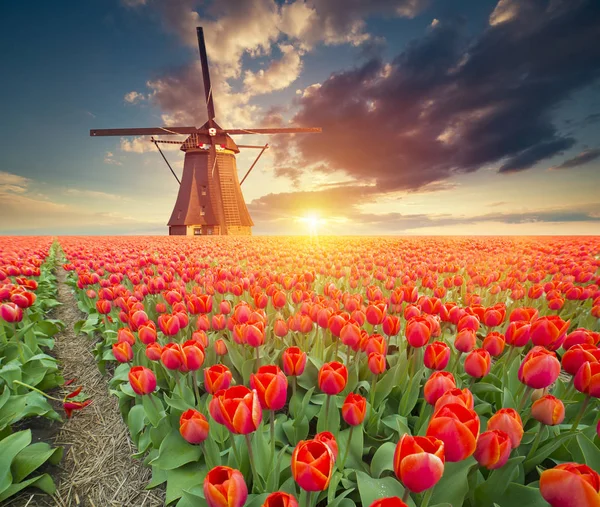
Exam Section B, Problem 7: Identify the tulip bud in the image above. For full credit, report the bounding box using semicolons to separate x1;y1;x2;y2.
282;347;307;377
434;388;474;411
464;349;491;378
530;316;569;351
423;341;451;370
487;408;523;448
369;498;408;507
209;386;261;434
505;321;531;347
161;342;183;370
574;361;600;397
291;440;335;491
204;364;233;395
341;393;367;426
250;365;288;410
474;430;512;470
482;332;505;357
531;395;565;426
145;342;162;361
426;403;480;462
454;328;477;353
562;344;600;376
214;339;228;356
315;431;338;461
368;352;386;375
203;466;248;507
424;371;456;406
179;409;209;444
181;340;205;371
540;463;600;507
406;316;432;348
138;323;157;345
262;492;299;507
393;434;445;493
518;346;561;389
128;366;156;395
318;361;348;395
112;341;133;363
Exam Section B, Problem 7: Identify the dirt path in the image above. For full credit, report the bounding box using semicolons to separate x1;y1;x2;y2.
12;260;165;507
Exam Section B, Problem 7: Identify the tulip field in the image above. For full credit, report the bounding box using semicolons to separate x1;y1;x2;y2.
2;236;600;507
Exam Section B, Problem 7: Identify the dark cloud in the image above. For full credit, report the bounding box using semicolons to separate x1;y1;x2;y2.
552;148;600;169
275;0;600;190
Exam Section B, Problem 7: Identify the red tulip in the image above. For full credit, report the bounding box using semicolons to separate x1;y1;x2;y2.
63;398;92;418
366;303;386;326
315;431;338;461
341;393;367;426
393;434;445;493
482;332;505;357
273;318;288;337
482;304;506;327
117;327;135;345
262;492;299;507
158;313;180;336
209;386;261;434
291;439;335;491
509;307;538;322
161;342;183;370
464;349;491;378
434;388;474;411
112;341;133;363
340;321;362;350
423;341;451;370
181;340;205;371
95;299;112;315
457;314;479;332
204;364;233;395
250;365;288;410
563;328;600;350
530;316;570;351
574;361;600;397
562;345;600;376
531;395;565;426
364;333;388;355
282;347;307;377
203;466;248;507
406;316;432;348
454;328;477;353
128;366;156;395
368;352;386;375
211;313;226;331
505;321;531;347
540;463;600;507
487;408;523;448
145;342;162;361
138;323;157;344
382;315;401;336
318;361;348;395
369;498;408;507
518;346;561;389
474;430;512;470
424;371;456;406
179;409;209;444
426;403;480;462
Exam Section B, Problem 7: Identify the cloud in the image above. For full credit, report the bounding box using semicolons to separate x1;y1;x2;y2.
551;148;600;169
0;171;30;194
103;151;123;165
64;188;123;201
277;0;600;191
124;91;146;104
121;0;147;7
243;45;303;95
119;137;182;153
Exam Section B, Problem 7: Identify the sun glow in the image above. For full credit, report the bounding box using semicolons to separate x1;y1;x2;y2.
297;213;326;235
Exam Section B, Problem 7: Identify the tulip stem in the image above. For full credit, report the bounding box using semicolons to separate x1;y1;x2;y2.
325;395;331;423
369;374;378;412
255;346;260;372
518;386;533;411
338;426;354;471
421;487;434;507
230;434;242;469
13;380;63;402
402;488;411;503
450;351;461;374
270;410;276;466
571;396;591;432
346;344;351;368
245;433;262;491
526;423;544;460
192;370;201;407
305;491;313;507
333;337;339;361
292;376;297;399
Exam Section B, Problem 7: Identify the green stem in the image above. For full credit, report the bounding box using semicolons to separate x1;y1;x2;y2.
192;370;201;407
346;344;351;368
148;393;161;414
450;351;461;374
270;410;276;467
338;426;354;471
325;395;331;424
518;386;533;411
255;345;261;372
200;441;212;469
402;488;411;503
305;491;313;507
13;380;62;401
571;396;591;432
230;433;242;468
526;423;544;461
421;487;434;507
292;376;297;399
333;337;339;361
245;433;262;491
370;374;378;412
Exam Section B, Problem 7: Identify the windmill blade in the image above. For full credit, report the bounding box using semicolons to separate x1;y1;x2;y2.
224;127;322;135
197;27;215;121
150;138;181;185
240;144;269;185
90;127;197;137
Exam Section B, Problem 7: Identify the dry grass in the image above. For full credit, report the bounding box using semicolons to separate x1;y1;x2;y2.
7;262;165;507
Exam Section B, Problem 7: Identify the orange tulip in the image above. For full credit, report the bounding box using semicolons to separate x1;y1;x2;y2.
382;315;401;336
454;328;477;353
315;431;338;461
487;408;523;448
250;365;288;410
531;395;565;426
112;341;133;363
128;366;156;395
262;492;299;507
318;361;348;395
423;341;451;370
426;403;480;462
341;393;367;426
562;344;600;376
209;386;261;434
574;361;600;397
406;316;433;348
369;498;408;507
464;349;491;378
291;439;335;491
540;463;600;507
530;315;569;351
393;434;445;493
474;430;512;470
505;321;531;347
203;466;248;507
179;409;209;444
434;388;474;411
145;342;162;361
181;340;205;371
518;346;561;389
424;371;456;406
204;364;233;395
482;332;505;357
161;342;183;370
282;347;307;376
214;338;228;356
368;352;386;375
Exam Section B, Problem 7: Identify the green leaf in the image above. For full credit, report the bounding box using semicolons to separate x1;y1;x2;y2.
11;442;63;483
150;429;202;470
127;404;147;436
398;370;422;417
317;396;340;435
370;442;396;478
494;483;547;507
0;473;56;502
0;430;32;495
570;433;600;471
474;456;524;507
142;393;165;427
523;431;575;473
165;462;207;505
430;457;476;507
356;471;414;507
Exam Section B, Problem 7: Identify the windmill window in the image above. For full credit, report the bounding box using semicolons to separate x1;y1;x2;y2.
201;186;207;196
177;210;182;220
194;228;202;236
201;206;206;216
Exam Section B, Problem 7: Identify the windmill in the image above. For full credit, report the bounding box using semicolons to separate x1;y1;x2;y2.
90;27;321;236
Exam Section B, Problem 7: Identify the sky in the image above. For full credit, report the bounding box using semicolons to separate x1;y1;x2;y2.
1;0;599;236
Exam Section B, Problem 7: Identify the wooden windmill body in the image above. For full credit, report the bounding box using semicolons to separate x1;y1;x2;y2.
90;27;320;236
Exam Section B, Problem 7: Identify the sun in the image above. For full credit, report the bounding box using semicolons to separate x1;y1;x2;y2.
297;213;326;235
